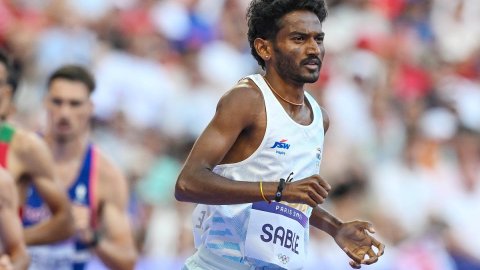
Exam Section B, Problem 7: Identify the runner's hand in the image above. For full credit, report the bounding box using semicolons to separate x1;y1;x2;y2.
282;174;331;207
0;255;13;270
72;204;95;244
334;221;385;269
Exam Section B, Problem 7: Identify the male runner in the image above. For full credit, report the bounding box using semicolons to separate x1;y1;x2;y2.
22;65;137;269
176;0;385;269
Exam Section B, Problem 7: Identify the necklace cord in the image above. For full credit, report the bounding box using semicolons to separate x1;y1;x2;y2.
263;77;304;106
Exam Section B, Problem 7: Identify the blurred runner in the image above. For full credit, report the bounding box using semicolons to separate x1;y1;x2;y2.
22;65;137;270
0;49;74;246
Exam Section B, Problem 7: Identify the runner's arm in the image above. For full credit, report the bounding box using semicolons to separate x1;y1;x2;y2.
175;83;280;204
309;206;342;236
93;202;136;270
20;133;74;245
92;157;137;270
175;83;331;207
0;170;30;270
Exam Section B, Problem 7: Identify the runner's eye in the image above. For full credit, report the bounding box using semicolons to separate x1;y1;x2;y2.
70;100;83;107
51;98;63;106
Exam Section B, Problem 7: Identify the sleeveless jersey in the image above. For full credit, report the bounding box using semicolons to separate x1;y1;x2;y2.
22;144;98;270
191;74;325;269
0;123;15;168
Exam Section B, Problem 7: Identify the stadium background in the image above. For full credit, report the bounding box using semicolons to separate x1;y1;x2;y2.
1;0;479;269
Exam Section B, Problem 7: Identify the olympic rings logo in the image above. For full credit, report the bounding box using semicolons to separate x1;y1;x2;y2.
277;253;290;264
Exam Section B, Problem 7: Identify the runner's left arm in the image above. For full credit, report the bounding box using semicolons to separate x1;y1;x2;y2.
309;207;385;268
91;157;137;270
310;109;384;268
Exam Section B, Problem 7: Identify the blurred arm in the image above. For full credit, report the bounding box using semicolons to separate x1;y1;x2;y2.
92;156;137;270
19;133;74;245
0;169;30;270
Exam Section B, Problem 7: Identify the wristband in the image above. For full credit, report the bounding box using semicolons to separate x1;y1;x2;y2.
82;230;102;248
259;180;271;203
274;178;286;202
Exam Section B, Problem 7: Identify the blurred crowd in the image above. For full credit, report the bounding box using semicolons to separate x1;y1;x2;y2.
0;0;479;269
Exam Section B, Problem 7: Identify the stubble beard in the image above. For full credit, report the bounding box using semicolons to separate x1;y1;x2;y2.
54;134;70;145
273;46;320;85
53;129;78;145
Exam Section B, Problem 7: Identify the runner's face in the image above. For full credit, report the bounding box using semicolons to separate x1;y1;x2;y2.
271;10;325;84
46;79;92;141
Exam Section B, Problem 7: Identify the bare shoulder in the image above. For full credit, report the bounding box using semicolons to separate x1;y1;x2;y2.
11;128;50;162
320;106;330;134
95;148;128;209
214;77;265;127
7;128;57;185
226;78;263;99
11;128;43;154
95;149;126;185
218;78;264;114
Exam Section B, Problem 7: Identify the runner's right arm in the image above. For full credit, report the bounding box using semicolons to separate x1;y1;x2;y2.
175;82;330;207
17;132;74;245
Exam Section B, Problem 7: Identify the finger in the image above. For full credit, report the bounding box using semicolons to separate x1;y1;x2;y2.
313;175;331;192
316;174;332;192
343;247;363;264
362;249;379;265
349;260;361;269
371;236;385;256
304;196;318;208
354;221;375;233
366;223;375;234
310;183;328;201
308;190;325;205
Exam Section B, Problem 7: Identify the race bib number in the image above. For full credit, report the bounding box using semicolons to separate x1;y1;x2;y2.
192;204;209;248
245;202;308;269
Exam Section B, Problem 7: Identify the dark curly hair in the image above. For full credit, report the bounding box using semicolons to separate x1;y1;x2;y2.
247;0;328;69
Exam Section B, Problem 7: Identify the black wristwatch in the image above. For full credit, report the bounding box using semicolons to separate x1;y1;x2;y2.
81;230;102;248
274;178;286;202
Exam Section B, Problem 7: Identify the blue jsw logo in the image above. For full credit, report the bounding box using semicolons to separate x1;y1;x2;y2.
271;139;290;149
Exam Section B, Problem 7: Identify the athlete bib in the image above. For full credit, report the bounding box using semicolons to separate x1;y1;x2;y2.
245;201;308;269
28;241;76;270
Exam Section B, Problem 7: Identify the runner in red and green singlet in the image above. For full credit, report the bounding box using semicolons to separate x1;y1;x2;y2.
0;49;74;247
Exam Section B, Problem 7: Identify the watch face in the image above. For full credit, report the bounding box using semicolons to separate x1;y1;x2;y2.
275;192;282;202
